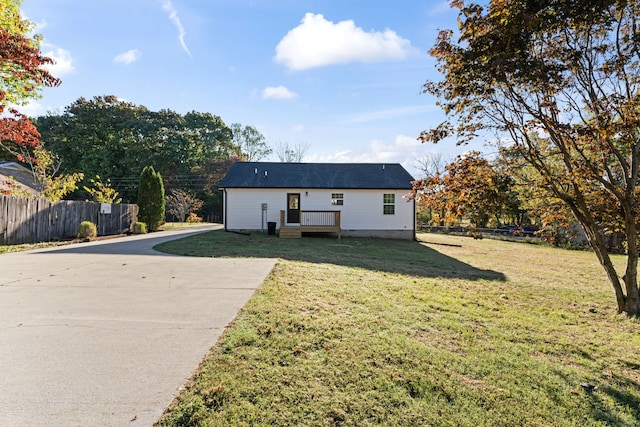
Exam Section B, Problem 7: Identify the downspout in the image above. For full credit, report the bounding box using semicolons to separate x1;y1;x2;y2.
223;188;228;231
413;197;417;241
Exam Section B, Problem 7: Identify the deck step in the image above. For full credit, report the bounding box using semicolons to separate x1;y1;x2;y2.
279;227;301;238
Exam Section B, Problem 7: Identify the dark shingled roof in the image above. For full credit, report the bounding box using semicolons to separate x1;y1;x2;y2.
219;162;415;190
0;161;42;195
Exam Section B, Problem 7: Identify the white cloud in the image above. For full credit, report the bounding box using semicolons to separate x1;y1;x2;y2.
42;47;74;76
114;49;142;64
27;23;73;77
18;101;44;117
160;0;191;57
275;13;414;71
11;101;64;118
262;85;298;100
33;19;47;31
305;134;434;178
292;124;305;133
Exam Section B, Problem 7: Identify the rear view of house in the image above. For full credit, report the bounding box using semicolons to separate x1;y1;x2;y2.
218;162;416;239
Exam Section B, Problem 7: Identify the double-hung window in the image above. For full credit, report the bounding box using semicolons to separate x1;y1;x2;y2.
331;193;344;206
383;193;395;215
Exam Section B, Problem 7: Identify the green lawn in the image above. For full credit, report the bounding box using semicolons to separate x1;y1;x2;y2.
154;231;640;427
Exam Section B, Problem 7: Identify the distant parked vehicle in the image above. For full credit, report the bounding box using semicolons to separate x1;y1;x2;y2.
513;225;539;237
497;225;517;236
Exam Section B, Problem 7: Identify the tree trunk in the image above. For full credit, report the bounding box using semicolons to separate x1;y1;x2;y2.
623;261;640;316
623;211;640;316
568;197;628;313
571;197;640;316
587;229;627;313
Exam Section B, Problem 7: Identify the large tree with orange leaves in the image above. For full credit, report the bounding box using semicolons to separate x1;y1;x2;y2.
0;0;60;161
422;0;640;315
412;151;520;228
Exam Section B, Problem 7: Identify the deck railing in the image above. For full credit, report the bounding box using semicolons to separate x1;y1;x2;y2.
280;210;341;229
300;210;340;228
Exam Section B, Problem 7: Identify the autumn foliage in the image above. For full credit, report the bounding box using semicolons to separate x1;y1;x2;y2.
0;96;41;161
0;7;60;160
423;0;640;315
412;151;520;228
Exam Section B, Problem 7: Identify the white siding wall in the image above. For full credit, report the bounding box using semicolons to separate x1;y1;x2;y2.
224;188;414;232
223;189;286;231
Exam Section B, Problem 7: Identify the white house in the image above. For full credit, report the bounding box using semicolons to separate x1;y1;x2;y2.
218;162;416;239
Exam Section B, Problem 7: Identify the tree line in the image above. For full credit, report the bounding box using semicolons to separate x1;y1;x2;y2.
4;93;313;219
23;94;313;219
33;96;268;205
413;150;607;251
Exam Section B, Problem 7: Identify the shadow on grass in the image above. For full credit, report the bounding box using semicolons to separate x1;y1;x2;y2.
590;374;640;427
154;229;506;281
545;366;640;427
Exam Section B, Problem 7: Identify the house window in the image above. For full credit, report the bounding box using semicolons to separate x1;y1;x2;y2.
383;193;395;215
331;193;344;206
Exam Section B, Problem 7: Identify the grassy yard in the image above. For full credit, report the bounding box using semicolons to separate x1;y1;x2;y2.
154;231;640;427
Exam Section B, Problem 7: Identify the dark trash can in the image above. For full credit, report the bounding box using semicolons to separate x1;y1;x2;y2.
267;222;276;236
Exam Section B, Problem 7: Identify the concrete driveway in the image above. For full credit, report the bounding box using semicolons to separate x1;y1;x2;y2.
0;225;276;426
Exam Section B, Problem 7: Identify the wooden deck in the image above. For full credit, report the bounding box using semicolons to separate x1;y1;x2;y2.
279;210;341;239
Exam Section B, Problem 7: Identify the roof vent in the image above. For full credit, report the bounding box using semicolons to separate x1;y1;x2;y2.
382;164;385;170
264;170;268;177
254;168;258;174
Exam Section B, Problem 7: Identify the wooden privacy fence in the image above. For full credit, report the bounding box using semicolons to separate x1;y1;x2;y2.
0;195;138;245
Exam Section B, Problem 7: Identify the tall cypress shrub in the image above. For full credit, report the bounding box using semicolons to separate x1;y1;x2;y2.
137;166;165;231
152;168;166;230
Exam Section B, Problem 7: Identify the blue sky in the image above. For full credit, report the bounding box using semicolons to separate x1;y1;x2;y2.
21;0;485;178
